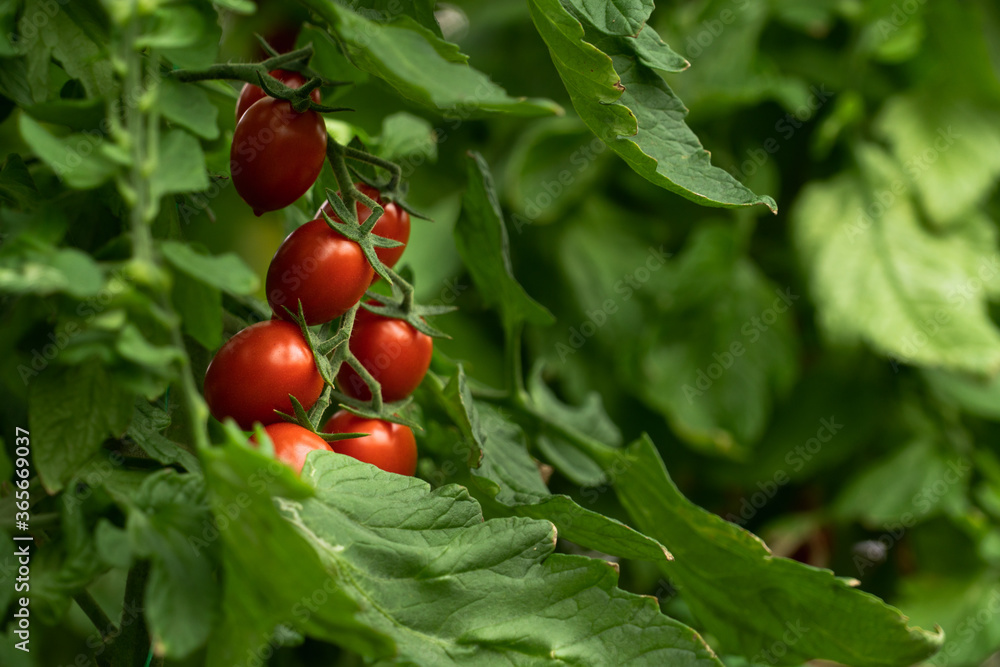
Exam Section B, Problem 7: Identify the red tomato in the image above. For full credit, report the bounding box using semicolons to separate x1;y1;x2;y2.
252;422;332;474
231;97;327;216
236;69;322;122
266;219;374;324
336;306;432;402
203;320;324;430
324;410;417;475
316;184;411;271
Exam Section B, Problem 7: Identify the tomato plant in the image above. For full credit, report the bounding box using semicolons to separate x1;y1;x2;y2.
231;96;327;215
4;1;997;666
324;410;417;476
336;306;432;402
203;320;324;430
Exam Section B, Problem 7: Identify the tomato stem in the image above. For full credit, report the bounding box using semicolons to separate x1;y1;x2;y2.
73;590;116;642
170;45;315;85
343;145;403;191
122;15;211;454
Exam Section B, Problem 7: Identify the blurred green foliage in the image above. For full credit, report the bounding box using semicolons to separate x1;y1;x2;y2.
2;0;1000;665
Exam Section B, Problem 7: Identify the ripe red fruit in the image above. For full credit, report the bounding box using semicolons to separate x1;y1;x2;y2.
252;422;332;474
336;307;432;402
266;219;374;324
203;320;324;430
324;410;417;475
231;97;327;216
236;69;322;122
316;184;411;271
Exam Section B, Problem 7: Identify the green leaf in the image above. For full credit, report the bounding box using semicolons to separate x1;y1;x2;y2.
19;114;120;189
171;269;222;350
353;0;441;36
527;0;776;212
834;440;970;527
457;152;555;333
28;490;109;621
634;224;798;456
0;247;103;297
115;324;183;373
160;240;259;295
628;24;689;73
302;0;561;117
894;572;1000;667
564;0;654;36
375;111;437;163
138;6;207;50
528;368;620;486
0;153;39;207
201;425;394;664
924;368;1000;420
159;79;219;140
124;470;216;658
503;117;608;225
211;0;256;15
283;452;725;666
792;143;1000;373
421;368;485;468
26;0;114;98
28;360;134;492
126;400;201;473
613;435;945;666
470;403;671;563
23;97;106;131
157;2;222;69
0;437;10;484
149;130;210;213
874;92;1000;227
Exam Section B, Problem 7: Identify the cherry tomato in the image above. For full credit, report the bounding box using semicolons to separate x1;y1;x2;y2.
231;97;327;216
204;320;324;430
252;422;332;473
316;184;411;271
236;69;322;122
266;219;374;324
336;306;432;402
324;410;417;475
